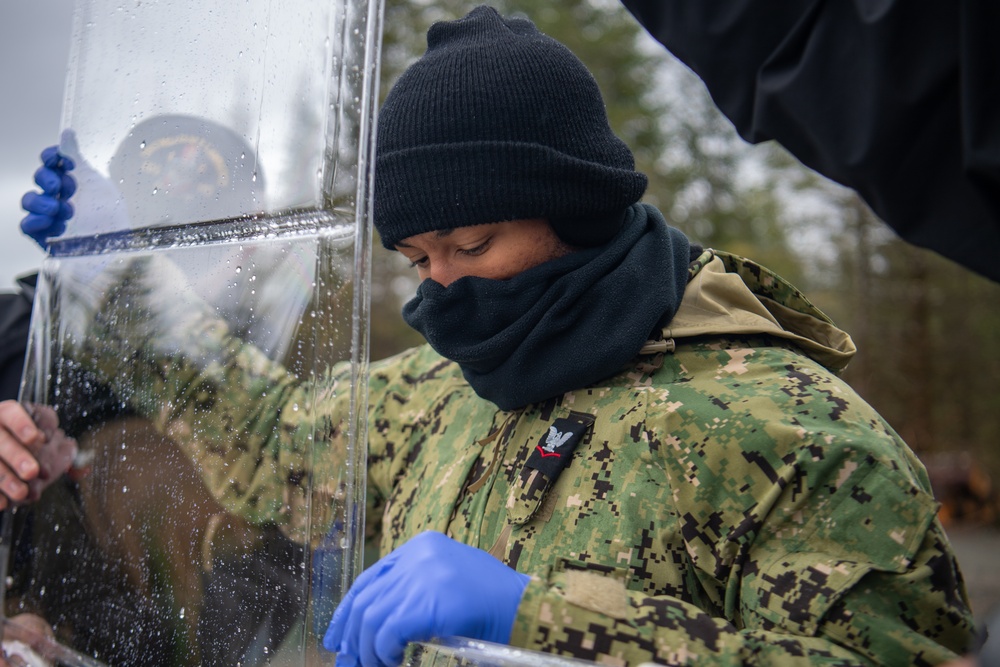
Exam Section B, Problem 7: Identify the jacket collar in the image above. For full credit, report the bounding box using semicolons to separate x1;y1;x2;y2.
659;250;855;373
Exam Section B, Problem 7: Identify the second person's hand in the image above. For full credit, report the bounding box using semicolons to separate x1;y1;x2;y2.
0;400;77;510
20;146;76;248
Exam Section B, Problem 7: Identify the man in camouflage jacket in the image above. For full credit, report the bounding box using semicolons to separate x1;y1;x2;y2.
355;248;976;666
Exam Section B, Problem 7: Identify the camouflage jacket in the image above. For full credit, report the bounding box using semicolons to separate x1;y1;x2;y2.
80;250;976;666
361;250;975;666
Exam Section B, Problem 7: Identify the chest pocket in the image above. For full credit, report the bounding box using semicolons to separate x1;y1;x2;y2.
487;412;594;560
490;407;701;603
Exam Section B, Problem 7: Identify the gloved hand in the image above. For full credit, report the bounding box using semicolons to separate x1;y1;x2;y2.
20;145;76;248
324;531;530;667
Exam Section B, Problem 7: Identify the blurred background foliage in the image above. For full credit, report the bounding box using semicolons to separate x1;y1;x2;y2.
365;0;1000;525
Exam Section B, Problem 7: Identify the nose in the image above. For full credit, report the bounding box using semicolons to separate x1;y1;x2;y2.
427;262;459;288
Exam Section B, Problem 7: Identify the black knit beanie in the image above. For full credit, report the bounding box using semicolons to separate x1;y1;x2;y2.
374;5;648;250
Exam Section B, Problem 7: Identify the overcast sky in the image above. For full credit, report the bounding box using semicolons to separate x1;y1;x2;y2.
0;1;75;289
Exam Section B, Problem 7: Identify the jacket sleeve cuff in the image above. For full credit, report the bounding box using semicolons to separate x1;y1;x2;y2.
510;572;559;651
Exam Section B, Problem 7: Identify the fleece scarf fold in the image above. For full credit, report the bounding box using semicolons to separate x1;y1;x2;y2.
402;203;690;410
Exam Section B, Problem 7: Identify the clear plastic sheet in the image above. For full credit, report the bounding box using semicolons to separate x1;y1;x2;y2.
404;638;599;667
2;0;383;665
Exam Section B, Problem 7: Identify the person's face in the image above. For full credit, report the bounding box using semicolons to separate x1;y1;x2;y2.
395;219;573;287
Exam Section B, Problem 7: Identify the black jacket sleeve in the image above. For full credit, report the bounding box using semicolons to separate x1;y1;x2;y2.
620;0;1000;283
0;273;36;401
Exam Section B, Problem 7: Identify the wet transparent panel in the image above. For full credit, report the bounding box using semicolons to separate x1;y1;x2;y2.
1;0;382;665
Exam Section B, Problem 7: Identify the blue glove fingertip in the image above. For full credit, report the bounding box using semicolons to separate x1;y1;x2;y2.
21;214;56;244
35;167;61;196
322;624;339;652
373;618;416;667
325;598;352;652
40;146;60;167
40;146;74;172
323;595;355;645
21;191;58;217
21;191;37;213
335;651;359;667
20;213;47;234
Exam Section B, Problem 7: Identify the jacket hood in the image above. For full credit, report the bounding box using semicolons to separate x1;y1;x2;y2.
660;250;855;373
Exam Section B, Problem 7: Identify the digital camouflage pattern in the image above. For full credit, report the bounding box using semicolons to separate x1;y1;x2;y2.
75;250;976;666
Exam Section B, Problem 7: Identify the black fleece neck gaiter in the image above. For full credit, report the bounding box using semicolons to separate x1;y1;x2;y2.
402;203;691;410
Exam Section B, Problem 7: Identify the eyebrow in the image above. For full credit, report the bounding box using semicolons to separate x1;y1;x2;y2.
396;228;454;248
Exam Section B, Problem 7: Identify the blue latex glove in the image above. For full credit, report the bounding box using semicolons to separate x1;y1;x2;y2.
20;145;76;248
324;531;530;667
